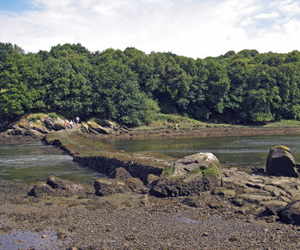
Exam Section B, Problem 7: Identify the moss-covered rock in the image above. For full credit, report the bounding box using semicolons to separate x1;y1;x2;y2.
151;153;222;197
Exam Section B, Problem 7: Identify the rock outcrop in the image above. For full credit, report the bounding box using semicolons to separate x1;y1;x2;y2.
278;200;300;225
94;178;130;196
44;117;65;131
266;145;299;177
94;167;147;196
150;153;222;197
1;113;121;138
28;176;90;197
28;181;56;197
86;122;113;135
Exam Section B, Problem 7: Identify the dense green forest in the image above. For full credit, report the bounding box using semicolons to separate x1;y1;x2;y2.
1;42;300;127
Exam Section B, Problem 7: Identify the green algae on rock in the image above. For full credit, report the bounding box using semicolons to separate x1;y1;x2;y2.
150;153;222;197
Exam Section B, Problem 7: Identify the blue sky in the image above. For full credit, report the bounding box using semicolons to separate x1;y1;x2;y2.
0;0;33;12
1;0;300;58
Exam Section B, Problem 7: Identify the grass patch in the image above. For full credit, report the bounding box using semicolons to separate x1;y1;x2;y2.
136;114;234;131
263;120;300;128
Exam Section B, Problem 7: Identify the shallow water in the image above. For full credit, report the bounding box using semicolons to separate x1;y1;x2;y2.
0;229;68;250
104;133;300;167
0;143;104;185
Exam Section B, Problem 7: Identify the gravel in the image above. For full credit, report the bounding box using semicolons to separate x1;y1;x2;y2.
1;180;300;250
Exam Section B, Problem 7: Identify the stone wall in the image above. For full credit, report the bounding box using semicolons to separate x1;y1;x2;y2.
73;155;163;184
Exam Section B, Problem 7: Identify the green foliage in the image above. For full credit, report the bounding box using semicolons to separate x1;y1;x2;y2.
29;114;41;122
2;42;300;125
48;112;59;119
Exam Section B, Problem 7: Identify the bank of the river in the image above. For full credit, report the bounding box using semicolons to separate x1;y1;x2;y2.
95;125;300;140
2;120;300;145
2;125;300;249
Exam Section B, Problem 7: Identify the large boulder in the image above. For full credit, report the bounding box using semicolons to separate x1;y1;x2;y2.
266;145;299;177
150;152;222;197
278;200;300;225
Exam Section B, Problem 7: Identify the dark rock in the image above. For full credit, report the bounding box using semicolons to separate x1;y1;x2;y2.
278;200;300;225
257;203;284;218
266;145;299;177
94;178;130;196
231;197;246;207
109;167;132;180
182;197;201;207
147;174;160;188
150;178;210;197
28;182;56;197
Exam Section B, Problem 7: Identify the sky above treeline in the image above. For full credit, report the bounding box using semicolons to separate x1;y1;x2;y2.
0;0;300;59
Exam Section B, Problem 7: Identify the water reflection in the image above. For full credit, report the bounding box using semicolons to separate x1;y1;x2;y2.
104;134;300;167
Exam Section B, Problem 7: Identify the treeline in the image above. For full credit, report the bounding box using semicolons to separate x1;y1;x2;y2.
1;42;300;126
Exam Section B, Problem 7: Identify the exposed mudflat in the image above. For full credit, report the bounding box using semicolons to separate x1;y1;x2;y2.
1;179;300;250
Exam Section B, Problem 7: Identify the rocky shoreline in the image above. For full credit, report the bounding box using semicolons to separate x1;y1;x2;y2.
2;125;300;249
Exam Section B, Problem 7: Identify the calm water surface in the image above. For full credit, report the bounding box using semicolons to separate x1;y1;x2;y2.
104;134;300;168
0;143;104;185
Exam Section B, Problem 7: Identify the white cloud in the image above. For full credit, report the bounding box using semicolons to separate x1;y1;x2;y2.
255;12;280;19
1;0;300;58
271;0;300;16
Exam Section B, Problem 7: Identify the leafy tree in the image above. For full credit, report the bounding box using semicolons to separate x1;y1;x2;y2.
90;51;151;125
0;50;43;121
202;60;230;119
124;47;159;96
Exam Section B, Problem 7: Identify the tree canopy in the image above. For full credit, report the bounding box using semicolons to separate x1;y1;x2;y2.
1;42;300;126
